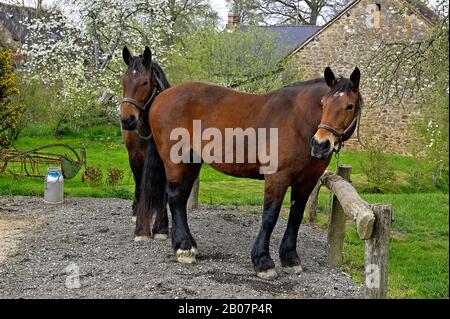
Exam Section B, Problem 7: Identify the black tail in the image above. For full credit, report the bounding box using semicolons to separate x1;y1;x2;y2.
135;136;168;236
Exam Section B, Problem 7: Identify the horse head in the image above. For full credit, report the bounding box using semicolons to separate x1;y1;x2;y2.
311;67;362;159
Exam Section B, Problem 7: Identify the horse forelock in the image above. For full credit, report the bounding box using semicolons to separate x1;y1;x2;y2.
328;78;363;109
126;56;147;75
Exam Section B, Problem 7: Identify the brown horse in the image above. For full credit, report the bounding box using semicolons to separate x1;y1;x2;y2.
120;62;362;279
120;46;170;240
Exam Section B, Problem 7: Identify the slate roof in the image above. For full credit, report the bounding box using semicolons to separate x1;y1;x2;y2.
257;25;322;55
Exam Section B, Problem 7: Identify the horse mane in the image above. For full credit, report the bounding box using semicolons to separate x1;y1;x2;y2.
151;62;171;89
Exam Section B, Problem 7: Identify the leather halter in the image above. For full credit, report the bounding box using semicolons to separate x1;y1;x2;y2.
317;108;361;153
120;68;166;140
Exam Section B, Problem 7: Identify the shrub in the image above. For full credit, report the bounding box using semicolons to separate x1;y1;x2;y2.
106;167;124;187
0;49;25;147
360;140;397;193
85;166;103;187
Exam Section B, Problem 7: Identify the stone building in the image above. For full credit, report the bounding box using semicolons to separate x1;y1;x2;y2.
231;0;438;155
286;0;438;155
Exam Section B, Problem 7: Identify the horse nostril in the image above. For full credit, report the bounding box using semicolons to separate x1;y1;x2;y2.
320;139;330;151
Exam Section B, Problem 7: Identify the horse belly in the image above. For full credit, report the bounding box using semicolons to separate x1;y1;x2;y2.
208;163;264;180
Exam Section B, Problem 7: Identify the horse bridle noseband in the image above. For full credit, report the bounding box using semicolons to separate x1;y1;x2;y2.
317;107;361;153
120;69;166;140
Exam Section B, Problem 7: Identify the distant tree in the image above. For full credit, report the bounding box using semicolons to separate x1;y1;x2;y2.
226;0;263;24
167;25;290;92
254;0;349;25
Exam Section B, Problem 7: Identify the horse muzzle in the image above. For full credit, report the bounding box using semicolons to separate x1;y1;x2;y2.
310;137;333;159
121;116;137;131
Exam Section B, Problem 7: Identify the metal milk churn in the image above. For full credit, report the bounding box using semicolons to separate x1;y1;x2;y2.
44;167;64;204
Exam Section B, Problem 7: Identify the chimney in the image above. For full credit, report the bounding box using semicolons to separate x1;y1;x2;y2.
226;12;239;30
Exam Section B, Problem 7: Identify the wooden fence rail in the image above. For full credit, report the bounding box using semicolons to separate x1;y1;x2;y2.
307;164;392;299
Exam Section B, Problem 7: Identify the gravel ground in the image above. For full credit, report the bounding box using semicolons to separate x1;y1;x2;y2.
0;196;362;299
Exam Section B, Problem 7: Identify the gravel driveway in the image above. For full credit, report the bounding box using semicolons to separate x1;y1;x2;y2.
0;196;361;298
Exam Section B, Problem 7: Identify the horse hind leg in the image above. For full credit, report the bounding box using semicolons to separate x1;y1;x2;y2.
251;179;288;280
166;164;201;264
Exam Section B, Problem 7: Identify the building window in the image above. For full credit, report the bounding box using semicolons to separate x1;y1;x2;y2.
366;4;382;29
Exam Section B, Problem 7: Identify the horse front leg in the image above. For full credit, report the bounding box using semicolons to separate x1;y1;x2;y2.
167;164;201;263
278;186;307;274
279;182;317;274
128;152;143;222
251;179;288;280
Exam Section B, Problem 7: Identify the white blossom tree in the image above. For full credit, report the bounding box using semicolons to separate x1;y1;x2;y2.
19;1;174;132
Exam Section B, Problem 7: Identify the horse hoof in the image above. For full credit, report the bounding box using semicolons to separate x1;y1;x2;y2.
131;216;137;223
153;233;169;241
282;265;303;274
134;235;150;241
256;268;278;280
176;248;198;264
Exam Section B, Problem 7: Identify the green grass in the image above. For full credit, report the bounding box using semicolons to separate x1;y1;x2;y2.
0;125;448;299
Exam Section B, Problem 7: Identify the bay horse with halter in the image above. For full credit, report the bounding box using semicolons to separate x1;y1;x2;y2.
120;46;170;240
120;47;362;278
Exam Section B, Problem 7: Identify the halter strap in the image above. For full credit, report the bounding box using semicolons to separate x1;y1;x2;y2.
317;108;360;153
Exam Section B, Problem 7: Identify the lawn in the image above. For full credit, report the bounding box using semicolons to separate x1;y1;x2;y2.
0;124;448;299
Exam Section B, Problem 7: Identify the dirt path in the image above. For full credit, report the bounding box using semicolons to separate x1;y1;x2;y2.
0;196;361;298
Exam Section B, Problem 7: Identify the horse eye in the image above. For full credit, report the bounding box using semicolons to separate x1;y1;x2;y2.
346;104;354;111
143;81;148;86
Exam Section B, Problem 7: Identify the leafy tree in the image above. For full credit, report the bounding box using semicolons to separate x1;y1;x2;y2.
167;25;291;92
0;49;24;148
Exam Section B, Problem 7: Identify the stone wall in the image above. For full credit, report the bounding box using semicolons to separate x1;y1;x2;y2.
290;0;432;155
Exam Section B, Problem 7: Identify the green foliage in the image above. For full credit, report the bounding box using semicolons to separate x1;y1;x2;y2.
85;166;103;187
106;167;124;187
411;66;449;192
0;49;24;148
360;141;398;193
167;25;293;92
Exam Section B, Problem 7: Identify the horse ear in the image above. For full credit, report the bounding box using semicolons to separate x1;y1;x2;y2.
143;46;152;67
324;67;336;87
350;67;360;91
122;46;131;66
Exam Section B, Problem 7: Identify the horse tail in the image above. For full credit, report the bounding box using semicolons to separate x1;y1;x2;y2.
136;135;167;236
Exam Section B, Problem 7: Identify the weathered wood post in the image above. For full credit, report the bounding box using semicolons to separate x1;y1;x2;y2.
187;177;200;210
327;164;352;266
306;181;321;223
364;204;392;299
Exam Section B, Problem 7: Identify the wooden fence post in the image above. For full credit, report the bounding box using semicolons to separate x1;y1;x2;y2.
187;177;200;210
327;164;352;266
364;204;392;299
306;181;321;223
